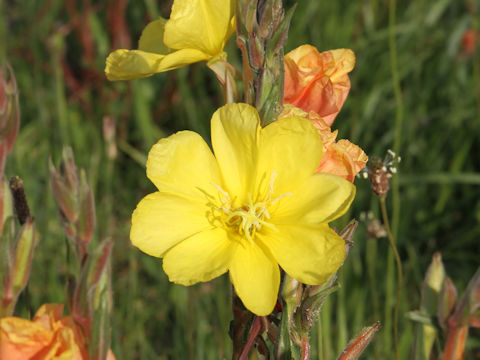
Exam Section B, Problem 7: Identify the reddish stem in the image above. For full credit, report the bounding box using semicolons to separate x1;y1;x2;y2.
301;336;310;360
239;316;262;360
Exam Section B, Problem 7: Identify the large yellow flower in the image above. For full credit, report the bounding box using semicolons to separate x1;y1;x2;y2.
105;0;236;81
130;103;355;315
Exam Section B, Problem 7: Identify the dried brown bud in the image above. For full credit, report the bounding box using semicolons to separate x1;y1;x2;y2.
368;157;391;197
9;176;31;225
366;150;401;197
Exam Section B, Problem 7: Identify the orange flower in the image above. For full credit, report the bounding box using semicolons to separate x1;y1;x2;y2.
0;304;116;360
284;45;355;126
461;29;477;55
279;105;367;182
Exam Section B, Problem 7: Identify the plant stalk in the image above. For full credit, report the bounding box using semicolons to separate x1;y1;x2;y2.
379;195;403;360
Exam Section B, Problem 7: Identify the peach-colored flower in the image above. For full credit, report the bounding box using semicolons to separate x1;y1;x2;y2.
0;304;116;360
284;45;355;126
280;105;367;182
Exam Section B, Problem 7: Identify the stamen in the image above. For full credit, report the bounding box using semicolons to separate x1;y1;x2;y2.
271;192;293;204
211;183;230;201
210;172;291;246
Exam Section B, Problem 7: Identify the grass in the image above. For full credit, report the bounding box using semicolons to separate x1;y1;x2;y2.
3;0;480;358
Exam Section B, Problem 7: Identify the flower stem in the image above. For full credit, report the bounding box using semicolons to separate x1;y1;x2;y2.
300;336;310;360
379;195;403;360
239;316;262;360
232;291;256;360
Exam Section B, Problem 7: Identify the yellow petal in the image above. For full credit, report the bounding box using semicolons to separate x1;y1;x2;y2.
146;130;221;199
229;242;280;316
336;139;368;174
279;105;339;148
324;49;356;81
164;0;235;55
163;227;231;285
34;327;84;360
138;18;170;54
260;224;346;285
105;48;210;80
211;103;260;204
255;116;323;198
33;303;64;331
272;173;355;225
131;192;213;258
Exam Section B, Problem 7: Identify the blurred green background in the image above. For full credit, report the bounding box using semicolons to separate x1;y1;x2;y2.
2;0;480;358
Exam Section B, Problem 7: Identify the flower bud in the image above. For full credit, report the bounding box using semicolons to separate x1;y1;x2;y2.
236;0;295;125
438;277;457;331
12;219;36;298
76;170;95;253
49;153;79;224
337;322;381;360
0;64;20;173
50;147;95;261
450;268;480;328
71;238;113;356
422;252;446;313
1;219;36;316
411;252;446;359
88;238;113;360
0;176;13;235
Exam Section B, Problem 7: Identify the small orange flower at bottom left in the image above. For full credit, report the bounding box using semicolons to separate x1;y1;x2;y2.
0;304;115;360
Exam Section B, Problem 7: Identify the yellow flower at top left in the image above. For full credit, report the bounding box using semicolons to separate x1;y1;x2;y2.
105;0;236;81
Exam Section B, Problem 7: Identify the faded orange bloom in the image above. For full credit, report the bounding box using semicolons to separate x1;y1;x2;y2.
280;105;367;182
461;29;477;55
284;45;355;126
0;304;115;360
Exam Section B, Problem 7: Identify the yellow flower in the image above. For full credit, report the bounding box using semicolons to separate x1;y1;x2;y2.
130;103;355;315
105;0;236;81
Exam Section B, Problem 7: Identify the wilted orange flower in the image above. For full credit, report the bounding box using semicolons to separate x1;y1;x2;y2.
284;45;355;126
461;29;477;55
0;304;115;360
280;105;367;182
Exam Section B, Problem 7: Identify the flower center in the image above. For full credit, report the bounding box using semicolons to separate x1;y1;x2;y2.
209;172;293;245
223;194;273;245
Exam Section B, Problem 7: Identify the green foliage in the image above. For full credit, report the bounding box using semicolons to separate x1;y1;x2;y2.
3;0;479;358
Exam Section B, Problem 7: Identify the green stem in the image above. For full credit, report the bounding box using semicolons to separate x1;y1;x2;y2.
387;0;404;355
379;196;403;360
388;0;403;240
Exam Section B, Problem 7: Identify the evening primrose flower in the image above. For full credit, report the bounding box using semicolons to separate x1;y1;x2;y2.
0;304;116;360
105;0;236;80
131;103;355;315
284;45;355;126
280;105;367;182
